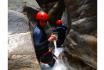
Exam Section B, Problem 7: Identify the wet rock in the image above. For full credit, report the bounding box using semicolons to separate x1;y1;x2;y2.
8;10;34;55
8;0;40;12
8;10;29;35
63;30;97;69
72;16;97;35
8;55;40;70
8;10;40;70
63;0;97;70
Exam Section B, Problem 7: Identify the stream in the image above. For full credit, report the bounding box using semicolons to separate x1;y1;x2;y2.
40;40;68;70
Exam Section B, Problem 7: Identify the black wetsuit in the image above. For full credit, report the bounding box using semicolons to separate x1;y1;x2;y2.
33;24;55;67
53;25;67;48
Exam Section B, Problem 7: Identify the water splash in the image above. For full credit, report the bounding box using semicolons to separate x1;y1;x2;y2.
52;59;68;70
52;40;68;70
53;40;64;57
40;40;68;70
41;59;68;70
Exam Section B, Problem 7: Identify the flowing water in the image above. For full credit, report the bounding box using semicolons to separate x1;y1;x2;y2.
40;40;68;70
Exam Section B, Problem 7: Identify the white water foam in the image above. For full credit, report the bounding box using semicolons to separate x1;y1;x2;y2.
52;40;68;70
52;59;68;70
53;40;64;57
40;40;68;70
41;59;68;70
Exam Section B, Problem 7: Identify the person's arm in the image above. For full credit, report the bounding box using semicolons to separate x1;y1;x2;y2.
48;33;57;42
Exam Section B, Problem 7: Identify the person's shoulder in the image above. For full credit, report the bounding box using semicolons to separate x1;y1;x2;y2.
62;25;67;29
57;25;66;28
59;25;67;30
33;26;41;33
61;25;66;27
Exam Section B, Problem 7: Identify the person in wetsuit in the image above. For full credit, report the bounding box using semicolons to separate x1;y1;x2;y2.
33;11;56;67
53;20;67;48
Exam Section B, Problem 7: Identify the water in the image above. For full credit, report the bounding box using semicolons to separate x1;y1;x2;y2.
52;59;68;70
40;40;68;70
53;40;64;57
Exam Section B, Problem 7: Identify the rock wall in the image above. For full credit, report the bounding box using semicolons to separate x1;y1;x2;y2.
63;0;97;70
8;10;34;55
8;0;40;12
8;10;40;70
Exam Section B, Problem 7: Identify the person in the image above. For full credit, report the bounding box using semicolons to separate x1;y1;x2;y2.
33;11;57;67
53;19;67;48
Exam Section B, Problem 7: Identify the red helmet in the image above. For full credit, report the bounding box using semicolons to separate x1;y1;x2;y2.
56;20;62;26
36;11;48;21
